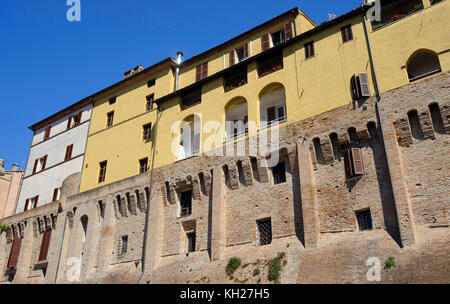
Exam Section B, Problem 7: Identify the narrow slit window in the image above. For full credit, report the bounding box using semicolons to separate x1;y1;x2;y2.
257;218;272;246
272;161;286;184
120;236;128;255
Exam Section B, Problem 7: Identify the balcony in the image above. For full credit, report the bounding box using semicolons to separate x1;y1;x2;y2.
180;88;201;110
224;66;247;92
257;49;284;78
371;0;424;31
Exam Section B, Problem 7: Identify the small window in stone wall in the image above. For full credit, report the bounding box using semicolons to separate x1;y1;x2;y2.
187;233;196;253
272;161;286;185
257;218;272;246
180;190;192;217
356;210;373;231
120;236;128;255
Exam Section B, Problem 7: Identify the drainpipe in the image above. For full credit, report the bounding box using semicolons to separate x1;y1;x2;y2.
137;103;162;284
362;13;404;248
174;52;184;92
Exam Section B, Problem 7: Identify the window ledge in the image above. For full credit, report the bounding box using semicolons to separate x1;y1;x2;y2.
258;118;287;131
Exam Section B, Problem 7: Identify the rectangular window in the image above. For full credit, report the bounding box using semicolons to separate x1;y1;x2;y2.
31;195;39;209
187;233;196;253
341;25;353;43
67;112;82;129
34;155;48;173
195;62;208;82
356;210;373;231
139;158;148;174
224;65;247;92
52;188;60;202
345;148;364;178
147;79;156;88
120;236;128;255
24;199;30;211
272;161;287;184
271;29;285;47
146;94;154;112
143;123;152;141
257;49;283;77
64;144;74;161
257;218;272;246
181;88;201;109
266;105;286;126
106;111;114;128
38;230;52;262
180;190;192;217
109;97;116;105
98;161;107;183
305;41;315;59
44;127;51;141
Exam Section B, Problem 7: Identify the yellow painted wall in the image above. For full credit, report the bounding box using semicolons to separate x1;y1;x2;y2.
79;68;174;192
368;0;450;93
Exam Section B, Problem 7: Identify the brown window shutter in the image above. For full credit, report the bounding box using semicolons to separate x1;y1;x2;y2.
77;112;82;125
38;230;52;262
24;199;30;211
33;159;38;174
7;238;22;268
229;49;235;66
34;195;39;208
358;73;371;97
284;21;294;40
202;63;208;79
351;148;364;175
267;107;276;122
44;127;51;140
261;33;270;51
244;43;249;59
351;75;359;100
67;116;72;129
42;155;48;170
345;149;354;177
196;65;202;82
52;188;59;202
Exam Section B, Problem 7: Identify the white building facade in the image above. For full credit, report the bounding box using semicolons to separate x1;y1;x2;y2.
16;101;92;214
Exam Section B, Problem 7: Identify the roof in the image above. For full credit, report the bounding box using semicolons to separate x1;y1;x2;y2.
155;5;367;105
28;58;177;131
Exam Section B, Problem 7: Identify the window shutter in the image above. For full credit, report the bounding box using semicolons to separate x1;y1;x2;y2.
77;112;82;125
346;149;354;177
202;63;208;79
38;230;52;262
52;188;59;202
34;195;39;208
229;49;235;66
24;199;30;211
284;21;294;40
33;159;38;174
44;127;51;140
267;107;276;122
67;116;72;129
195;65;202;82
261;33;270;51
42;155;48;170
243;43;249;59
358;73;371;97
7;238;22;269
351;148;364;175
351;75;359;100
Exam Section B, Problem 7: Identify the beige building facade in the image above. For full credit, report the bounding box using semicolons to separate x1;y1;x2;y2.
0;160;23;219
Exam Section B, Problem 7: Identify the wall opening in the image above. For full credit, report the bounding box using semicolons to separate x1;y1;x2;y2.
429;103;445;135
408;110;424;140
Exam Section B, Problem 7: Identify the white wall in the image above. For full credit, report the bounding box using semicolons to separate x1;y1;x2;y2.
16;105;92;213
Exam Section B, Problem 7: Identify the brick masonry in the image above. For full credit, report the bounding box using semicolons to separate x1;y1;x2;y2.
0;72;449;284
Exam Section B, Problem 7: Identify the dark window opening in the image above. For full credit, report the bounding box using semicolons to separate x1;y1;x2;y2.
341;25;353;43
180;190;192;217
257;218;272;246
98;161;107;183
187;233;196;253
271;29;285;47
143;123;152;141
98;201;104;218
147;79;156;88
272;161;287;184
106;111;114;128
146;94;154;112
356;210;373;231
181;88;201;109
257;49;283;77
109;97;116;105
371;0;424;30
408;110;424;140
429;103;445;134
407;52;441;82
120;236;128;255
224;65;247;92
305;41;315;59
65;144;74;161
139;158;148;174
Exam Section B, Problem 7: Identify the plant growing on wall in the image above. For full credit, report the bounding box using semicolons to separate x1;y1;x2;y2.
0;225;10;233
225;257;241;276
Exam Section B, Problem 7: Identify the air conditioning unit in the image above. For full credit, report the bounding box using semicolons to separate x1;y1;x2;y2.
351;72;371;100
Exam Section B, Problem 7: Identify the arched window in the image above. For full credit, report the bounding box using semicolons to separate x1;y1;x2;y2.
407;51;441;82
225;98;248;140
259;84;286;129
178;115;201;160
80;215;88;244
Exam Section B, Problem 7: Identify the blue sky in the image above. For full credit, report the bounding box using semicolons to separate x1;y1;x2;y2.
0;0;362;170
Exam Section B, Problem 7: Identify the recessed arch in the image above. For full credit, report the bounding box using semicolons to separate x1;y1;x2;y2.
225;97;248;140
406;49;441;82
178;114;201;160
259;83;286;129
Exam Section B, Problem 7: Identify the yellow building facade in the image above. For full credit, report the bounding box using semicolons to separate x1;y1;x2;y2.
79;1;450;192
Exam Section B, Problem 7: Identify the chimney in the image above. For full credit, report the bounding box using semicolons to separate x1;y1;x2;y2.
174;52;184;91
124;65;144;79
12;164;19;171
